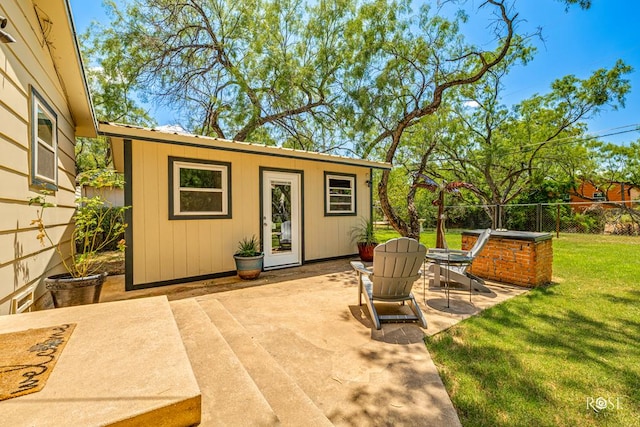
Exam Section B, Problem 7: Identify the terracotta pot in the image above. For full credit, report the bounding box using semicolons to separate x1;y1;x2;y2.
357;242;378;262
234;254;264;280
44;272;107;308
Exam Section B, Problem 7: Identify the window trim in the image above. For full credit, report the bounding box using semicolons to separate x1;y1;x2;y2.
168;156;232;220
30;87;58;190
324;172;356;216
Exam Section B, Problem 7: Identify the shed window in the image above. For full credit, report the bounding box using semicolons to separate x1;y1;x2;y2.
31;88;58;189
169;157;231;219
325;173;356;215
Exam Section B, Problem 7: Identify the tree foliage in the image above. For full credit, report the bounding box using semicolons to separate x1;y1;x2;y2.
76;25;156;173
428;60;631;225
559;0;591;9
79;0;623;236
340;0;520;238
87;0;356;151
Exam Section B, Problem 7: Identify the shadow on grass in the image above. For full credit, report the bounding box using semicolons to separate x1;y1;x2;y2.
425;283;640;426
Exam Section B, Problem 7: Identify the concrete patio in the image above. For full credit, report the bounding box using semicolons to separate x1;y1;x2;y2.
2;258;527;426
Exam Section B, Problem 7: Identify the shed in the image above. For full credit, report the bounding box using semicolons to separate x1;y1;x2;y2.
101;122;391;290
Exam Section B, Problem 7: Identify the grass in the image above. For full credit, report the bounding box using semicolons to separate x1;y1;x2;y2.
374;226;463;248
410;232;640;426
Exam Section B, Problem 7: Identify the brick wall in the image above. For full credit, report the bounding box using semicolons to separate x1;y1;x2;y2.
462;234;553;287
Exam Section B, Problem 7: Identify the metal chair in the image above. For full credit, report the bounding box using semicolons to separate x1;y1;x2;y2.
428;228;492;292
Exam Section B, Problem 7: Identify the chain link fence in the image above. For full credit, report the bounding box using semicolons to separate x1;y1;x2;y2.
440;200;640;236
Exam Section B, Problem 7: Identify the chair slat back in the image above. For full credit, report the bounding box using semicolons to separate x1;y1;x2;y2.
469;228;492;258
371;237;426;299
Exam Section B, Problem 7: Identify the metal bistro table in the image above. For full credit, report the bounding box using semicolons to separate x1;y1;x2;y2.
425;252;474;308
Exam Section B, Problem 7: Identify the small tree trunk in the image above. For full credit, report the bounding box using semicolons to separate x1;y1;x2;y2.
435;191;446;248
406;182;421;240
378;170;410;237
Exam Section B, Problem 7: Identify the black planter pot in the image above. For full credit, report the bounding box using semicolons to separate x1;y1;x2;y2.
44;272;107;308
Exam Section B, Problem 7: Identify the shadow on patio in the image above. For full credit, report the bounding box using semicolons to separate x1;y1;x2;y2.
103;257;527;425
1;257;527;426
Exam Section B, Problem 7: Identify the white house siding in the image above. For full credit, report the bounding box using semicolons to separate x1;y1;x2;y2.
0;1;80;314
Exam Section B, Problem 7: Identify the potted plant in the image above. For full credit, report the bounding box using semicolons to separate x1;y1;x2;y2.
233;235;264;280
30;172;127;308
350;217;378;262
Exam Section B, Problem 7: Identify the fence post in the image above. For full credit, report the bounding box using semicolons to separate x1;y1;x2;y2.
537;203;542;232
556;204;560;238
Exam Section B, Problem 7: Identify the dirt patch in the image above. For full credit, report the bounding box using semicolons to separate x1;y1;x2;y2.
90;251;125;275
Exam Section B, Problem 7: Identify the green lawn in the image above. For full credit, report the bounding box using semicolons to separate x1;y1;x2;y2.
375;230;640;426
410;234;640;426
374;227;463;248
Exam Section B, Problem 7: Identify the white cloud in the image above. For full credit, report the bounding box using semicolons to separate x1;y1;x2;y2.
463;100;480;108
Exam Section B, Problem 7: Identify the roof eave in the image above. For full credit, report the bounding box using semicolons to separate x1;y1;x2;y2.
99;122;392;171
33;0;98;137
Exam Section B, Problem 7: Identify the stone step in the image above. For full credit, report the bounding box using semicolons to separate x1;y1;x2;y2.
170;299;279;426
196;298;333;427
0;296;201;427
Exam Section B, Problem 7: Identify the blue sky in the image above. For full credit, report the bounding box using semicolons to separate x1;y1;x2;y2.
69;0;640;146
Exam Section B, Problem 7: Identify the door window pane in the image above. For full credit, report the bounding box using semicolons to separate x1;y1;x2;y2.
271;182;292;253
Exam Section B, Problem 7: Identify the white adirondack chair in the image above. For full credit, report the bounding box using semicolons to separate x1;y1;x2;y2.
350;237;427;330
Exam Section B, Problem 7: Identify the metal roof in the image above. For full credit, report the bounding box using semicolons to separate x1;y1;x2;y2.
100;122;392;171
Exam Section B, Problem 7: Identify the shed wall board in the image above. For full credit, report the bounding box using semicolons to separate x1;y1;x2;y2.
0;1;91;314
129;138;371;287
81;186;125;206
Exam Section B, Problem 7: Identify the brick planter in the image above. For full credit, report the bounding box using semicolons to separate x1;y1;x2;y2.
462;230;553;287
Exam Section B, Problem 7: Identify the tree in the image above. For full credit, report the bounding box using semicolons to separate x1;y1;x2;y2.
341;0;520;239
82;0;597;232
76;28;156;173
597;142;640;187
431;60;631;227
559;0;591;9
86;0;356;151
623;141;640;186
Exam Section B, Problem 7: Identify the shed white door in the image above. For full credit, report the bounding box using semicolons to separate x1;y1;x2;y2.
262;171;301;269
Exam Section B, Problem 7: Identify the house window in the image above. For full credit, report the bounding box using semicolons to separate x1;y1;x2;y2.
169;157;231;219
31;88;58;189
593;191;605;201
325;172;356;216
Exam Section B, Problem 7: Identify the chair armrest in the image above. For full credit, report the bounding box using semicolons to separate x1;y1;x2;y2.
427;248;448;254
350;261;373;277
427;248;470;256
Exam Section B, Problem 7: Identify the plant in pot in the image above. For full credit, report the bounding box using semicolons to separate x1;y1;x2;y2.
30;173;127;308
350;217;378;262
233;235;264;280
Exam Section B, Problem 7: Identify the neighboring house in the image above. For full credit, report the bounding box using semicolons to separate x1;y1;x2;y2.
0;1;97;314
80;184;125;207
100;122;391;291
569;181;640;211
